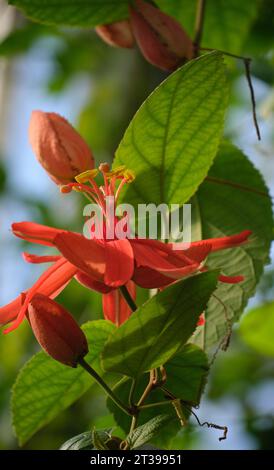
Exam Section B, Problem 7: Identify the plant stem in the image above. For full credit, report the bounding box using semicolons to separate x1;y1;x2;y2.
200;47;261;140
128;378;137;408
194;0;207;56
119;285;137;312
138;400;171;410
128;370;158;433
78;358;132;416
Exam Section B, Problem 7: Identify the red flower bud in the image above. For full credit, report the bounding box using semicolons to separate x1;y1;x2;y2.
130;0;194;71
95;20;135;48
28;294;88;367
29;110;95;185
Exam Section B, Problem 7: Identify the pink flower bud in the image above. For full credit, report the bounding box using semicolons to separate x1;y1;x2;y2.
130;0;194;71
95;20;135;48
28;294;88;367
29;111;95;185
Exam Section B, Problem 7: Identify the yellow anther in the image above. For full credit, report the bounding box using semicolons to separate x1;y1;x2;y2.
106;165;126;178
124;169;135;182
75;169;98;183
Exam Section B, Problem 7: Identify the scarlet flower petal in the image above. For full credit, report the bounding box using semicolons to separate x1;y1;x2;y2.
54;232;106;282
103;281;136;326
104;239;134;287
22;252;62;264
12;221;63;246
3;259;77;333
133;266;174;288
0;294;24;327
130;239;176;270
180;243;212;263
75;272;113;294
219;274;244;284
191;230;252;253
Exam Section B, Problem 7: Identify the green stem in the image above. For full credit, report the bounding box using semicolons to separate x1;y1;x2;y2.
128;378;137;408
138;400;171;410
194;0;207;56
78;358;132;416
119;285;137;312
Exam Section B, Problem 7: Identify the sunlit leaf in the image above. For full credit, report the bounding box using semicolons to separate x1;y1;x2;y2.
101;272;218;377
114;52;228;208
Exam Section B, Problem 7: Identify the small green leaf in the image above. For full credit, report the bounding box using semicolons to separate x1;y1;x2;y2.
12;320;116;446
8;0;129;27
239;302;274;357
192;141;273;351
114;52;229;209
128;415;173;450
60;431;93;450
101;271;218;377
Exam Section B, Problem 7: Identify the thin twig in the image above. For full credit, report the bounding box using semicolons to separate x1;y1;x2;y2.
244;58;261;140
200;47;261;141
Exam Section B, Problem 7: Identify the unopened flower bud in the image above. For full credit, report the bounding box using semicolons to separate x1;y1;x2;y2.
130;0;194;71
95;20;135;48
29;110;95;185
28;294;88;367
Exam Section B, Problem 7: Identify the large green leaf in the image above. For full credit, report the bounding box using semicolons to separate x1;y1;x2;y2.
101;272;217;377
192;141;273;351
12;320;116;446
8;0;129;27
239;302;274;357
155;0;259;53
114;52;228;208
107;344;208;446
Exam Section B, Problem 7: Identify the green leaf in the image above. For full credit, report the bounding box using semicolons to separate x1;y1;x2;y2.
239;302;274;357
12;320;116;446
114;52;228;208
128;415;173;449
164;344;209;404
107;344;208;447
192;141;273;351
8;0;129;27
101;271;218;377
155;0;259;53
60;431;93;450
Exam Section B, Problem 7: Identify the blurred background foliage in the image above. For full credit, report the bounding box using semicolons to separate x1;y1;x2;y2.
0;0;273;450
